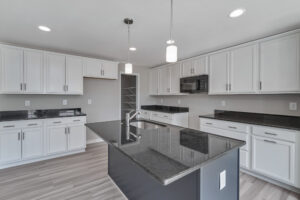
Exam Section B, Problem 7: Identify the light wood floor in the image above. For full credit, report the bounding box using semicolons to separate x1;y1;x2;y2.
0;143;299;200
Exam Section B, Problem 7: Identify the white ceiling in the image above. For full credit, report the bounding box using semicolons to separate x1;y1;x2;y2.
0;0;300;68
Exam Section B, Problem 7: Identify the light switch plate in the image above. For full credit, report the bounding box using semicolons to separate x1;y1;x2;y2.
88;99;92;105
177;99;181;105
25;100;30;107
63;99;68;106
160;98;164;104
289;102;297;111
220;170;226;190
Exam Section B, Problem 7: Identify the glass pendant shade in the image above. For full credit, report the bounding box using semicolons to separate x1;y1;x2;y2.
166;44;177;63
125;63;133;74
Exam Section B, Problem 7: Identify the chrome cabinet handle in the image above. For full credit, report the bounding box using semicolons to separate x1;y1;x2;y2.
259;81;262;90
264;139;276;144
53;121;62;124
73;119;80;122
228;126;237;129
229;84;231;91
68;127;70;134
3;125;15;128
18;132;21;141
205;122;213;125
24;83;27;91
65;127;67;134
28;123;38;126
20;83;23;91
264;132;277;136
22;132;25;140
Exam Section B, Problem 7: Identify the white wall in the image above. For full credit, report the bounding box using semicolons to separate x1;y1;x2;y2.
0;64;155;142
152;94;300;129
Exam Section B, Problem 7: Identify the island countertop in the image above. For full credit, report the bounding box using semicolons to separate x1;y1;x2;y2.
86;120;245;185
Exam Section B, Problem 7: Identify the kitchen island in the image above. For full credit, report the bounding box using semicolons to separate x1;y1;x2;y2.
86;120;245;200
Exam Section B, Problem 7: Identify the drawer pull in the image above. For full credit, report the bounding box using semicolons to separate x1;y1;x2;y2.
28;123;38;126
164;115;169;118
228;126;237;129
73;119;81;122
53;121;62;124
205;122;213;125
264;139;277;144
3;125;15;128
264;132;277;136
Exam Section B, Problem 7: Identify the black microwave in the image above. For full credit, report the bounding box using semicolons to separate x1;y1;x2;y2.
180;75;208;93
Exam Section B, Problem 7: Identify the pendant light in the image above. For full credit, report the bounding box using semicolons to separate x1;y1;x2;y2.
166;0;177;63
124;18;133;74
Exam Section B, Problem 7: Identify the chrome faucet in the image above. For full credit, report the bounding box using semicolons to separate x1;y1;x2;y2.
125;110;141;126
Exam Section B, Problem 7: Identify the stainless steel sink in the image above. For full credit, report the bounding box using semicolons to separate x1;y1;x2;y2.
130;121;165;130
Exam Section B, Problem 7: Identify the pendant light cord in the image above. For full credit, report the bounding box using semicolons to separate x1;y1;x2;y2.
169;0;174;42
127;23;130;63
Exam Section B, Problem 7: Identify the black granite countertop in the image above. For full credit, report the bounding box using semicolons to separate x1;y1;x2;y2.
141;105;189;113
199;110;300;131
0;108;86;122
86;120;245;185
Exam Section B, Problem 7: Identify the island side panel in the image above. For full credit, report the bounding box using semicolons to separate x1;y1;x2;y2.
199;149;240;200
108;145;199;200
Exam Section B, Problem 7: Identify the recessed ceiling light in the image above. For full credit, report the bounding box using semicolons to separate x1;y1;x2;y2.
229;8;246;18
129;47;137;51
38;25;51;32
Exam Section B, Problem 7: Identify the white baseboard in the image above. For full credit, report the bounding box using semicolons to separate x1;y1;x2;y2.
86;138;104;144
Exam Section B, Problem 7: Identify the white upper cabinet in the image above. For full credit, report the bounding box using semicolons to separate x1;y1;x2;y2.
23;49;44;93
84;58;101;78
101;61;118;79
259;33;300;93
159;67;171;94
209;51;229;94
83;58;118;80
0;46;23;93
66;56;83;95
170;63;181;94
181;56;208;77
181;60;193;77
45;53;66;94
229;45;258;93
149;68;159;95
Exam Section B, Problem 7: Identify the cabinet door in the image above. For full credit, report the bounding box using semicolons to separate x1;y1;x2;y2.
0;129;22;164
45;53;66;94
252;135;295;184
66;56;83;94
209;52;229;94
1;46;23;93
84;58;101;78
149;69;159;95
47;126;67;155
229;45;257;93
68;124;86;151
181;60;193;77
170;63;181;93
101;61;118;79
159;67;171;94
22;127;43;160
193;56;208;75
24;49;44;93
260;34;300;93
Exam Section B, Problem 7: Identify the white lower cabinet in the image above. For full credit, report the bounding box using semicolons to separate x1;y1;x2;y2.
47;125;68;155
22;127;44;160
0;129;22;164
68;124;86;151
0;117;86;169
252;135;295;184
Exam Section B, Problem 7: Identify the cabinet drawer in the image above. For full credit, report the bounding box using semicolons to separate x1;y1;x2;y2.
21;120;43;128
0;121;22;130
46;118;69;126
200;118;250;133
68;117;86;124
252;125;296;142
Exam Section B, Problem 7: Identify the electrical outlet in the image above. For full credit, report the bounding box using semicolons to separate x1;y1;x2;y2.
160;98;164;104
177;99;181;105
289;102;297;111
25;100;30;107
88;99;92;105
221;100;226;107
220;170;226;190
62;99;68;106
